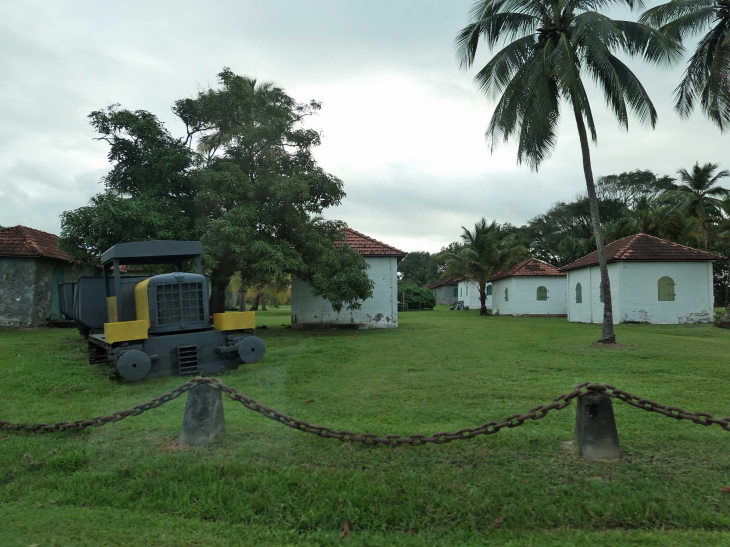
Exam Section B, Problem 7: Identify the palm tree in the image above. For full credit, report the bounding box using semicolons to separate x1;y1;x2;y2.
662;162;729;248
641;0;730;131
456;0;681;343
441;218;521;316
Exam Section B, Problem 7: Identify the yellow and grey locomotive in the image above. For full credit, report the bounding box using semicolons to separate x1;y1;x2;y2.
60;241;264;381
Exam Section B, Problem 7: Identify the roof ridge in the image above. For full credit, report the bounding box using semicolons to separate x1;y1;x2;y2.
342;227;406;256
612;233;643;260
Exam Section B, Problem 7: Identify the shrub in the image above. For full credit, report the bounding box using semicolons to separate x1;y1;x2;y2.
398;281;436;310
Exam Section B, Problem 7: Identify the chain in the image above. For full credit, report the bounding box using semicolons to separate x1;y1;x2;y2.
0;380;199;433
2;378;728;441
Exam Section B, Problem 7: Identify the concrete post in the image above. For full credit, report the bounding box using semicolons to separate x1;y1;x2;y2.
179;384;225;446
575;392;622;461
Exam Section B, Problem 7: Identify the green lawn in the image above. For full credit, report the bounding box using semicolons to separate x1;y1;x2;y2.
2;306;730;546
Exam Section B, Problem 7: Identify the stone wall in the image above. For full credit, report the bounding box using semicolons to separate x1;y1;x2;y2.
0;257;86;327
0;257;36;326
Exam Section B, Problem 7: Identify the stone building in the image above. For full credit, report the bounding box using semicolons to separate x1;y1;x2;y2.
0;226;85;327
560;233;722;324
291;227;406;329
425;277;458;306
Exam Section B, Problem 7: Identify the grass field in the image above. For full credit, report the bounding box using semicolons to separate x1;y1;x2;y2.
2;306;730;546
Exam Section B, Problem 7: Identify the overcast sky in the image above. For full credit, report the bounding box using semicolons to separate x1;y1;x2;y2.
1;0;727;253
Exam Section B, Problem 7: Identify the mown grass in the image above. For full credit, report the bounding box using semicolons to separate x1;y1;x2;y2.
1;306;730;546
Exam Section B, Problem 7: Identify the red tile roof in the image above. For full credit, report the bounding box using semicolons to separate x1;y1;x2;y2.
560;233;724;272
424;276;458;289
338;227;406;258
489;258;565;282
0;225;71;261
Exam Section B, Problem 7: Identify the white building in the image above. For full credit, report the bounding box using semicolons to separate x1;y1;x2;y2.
291;228;406;329
490;258;567;316
561;233;722;324
456;279;492;310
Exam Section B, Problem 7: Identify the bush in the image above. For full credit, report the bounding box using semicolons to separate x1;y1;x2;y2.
398;281;436;310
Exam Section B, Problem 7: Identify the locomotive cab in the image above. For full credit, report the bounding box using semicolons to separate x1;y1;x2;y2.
73;240;265;381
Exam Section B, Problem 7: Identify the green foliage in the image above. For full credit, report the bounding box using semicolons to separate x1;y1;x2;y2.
441;218;523;315
456;0;681;171
397;251;439;286
398;280;437;310
59;69;372;312
641;0;730;131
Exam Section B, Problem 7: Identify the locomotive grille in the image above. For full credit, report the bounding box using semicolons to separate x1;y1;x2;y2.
155;282;205;325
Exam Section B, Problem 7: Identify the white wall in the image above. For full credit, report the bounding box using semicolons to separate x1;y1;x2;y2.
291;256;398;329
491;276;567;316
567;261;713;324
457;280;491;310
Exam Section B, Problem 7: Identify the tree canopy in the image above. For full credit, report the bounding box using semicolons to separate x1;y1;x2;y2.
60;68;373;313
397;251;439;287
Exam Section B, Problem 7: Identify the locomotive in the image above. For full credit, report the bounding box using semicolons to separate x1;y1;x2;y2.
59;240;265;381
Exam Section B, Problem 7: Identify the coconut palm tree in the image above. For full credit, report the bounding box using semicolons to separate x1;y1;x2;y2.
661;162;729;248
641;0;730;131
456;0;681;343
441;218;521;316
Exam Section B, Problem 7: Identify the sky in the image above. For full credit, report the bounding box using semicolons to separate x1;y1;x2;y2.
0;0;727;254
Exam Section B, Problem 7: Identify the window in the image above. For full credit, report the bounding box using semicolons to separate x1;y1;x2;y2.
466;284;469;296
575;283;582;303
536;286;548;301
599;282;604;304
486;285;492;296
504;287;509;301
658;276;676;301
460;287;463;297
453;287;458;298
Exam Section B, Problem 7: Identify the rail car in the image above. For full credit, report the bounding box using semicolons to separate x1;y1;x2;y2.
59;240;264;381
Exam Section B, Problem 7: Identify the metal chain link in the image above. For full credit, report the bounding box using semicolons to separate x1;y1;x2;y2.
2;378;729;441
0;380;200;433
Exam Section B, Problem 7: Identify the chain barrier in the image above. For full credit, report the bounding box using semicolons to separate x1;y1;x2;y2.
2;378;729;442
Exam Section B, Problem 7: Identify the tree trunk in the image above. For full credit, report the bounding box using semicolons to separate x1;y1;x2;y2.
720;259;730;329
208;270;228;316
572;102;616;344
479;280;488;316
238;288;247;312
261;293;268;311
249;291;261;311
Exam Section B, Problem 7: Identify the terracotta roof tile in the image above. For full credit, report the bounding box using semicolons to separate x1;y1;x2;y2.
338;227;406;258
424;276;458;289
489;258;565;282
560;233;724;272
0;225;71;261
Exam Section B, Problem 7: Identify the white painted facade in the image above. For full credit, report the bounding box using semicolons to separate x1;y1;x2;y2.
491;276;567;316
566;261;715;324
291;256;398;329
457;280;492;310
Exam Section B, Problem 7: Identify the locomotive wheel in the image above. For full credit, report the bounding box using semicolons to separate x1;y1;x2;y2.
237;336;266;364
117;350;151;381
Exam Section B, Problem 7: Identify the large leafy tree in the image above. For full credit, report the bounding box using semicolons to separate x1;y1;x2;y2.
456;0;680;343
60;68;373;314
661;162;730;248
441;218;521;316
397;251;439;286
642;0;730;130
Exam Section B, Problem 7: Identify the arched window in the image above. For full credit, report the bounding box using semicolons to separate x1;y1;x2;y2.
466;284;469;296
486;285;492;296
599;282;604;304
460;287;463;297
504;287;509;301
575;283;582;303
536;286;548;300
658;276;676;301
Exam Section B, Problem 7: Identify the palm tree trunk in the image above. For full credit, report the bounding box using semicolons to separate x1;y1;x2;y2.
479;280;487;316
572;102;616;343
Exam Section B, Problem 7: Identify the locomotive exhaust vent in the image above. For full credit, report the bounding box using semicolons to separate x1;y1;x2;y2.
156;282;205;326
177;345;200;375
